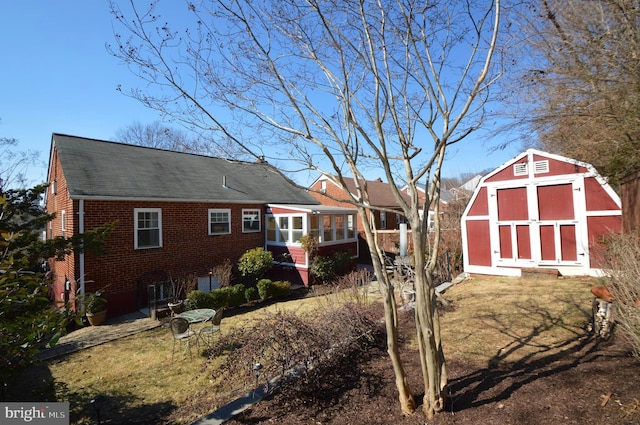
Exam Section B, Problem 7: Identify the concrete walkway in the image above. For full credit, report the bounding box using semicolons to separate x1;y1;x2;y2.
35;311;161;361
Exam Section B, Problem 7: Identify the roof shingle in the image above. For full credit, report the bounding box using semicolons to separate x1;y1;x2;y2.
51;133;318;205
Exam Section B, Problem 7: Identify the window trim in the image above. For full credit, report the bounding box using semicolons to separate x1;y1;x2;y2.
134;208;162;250
242;208;261;233
61;210;66;238
209;208;231;235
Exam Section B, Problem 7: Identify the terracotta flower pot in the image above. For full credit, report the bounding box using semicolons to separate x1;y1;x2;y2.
86;310;107;326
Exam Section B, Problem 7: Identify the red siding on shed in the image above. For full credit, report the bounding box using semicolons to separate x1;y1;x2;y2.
467;187;489;216
587;216;622;245
485;158;529;182
466;220;492;266
533;154;588;176
537;184;574;220
585;177;620;211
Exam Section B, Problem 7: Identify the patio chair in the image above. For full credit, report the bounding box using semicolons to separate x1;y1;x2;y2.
198;308;224;349
170;317;197;360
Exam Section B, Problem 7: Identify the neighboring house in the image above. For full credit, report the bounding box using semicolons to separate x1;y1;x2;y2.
309;175;409;231
308;175;410;257
45;134;355;317
461;149;622;277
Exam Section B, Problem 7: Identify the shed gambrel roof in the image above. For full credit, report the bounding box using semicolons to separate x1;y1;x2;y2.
50;133;319;204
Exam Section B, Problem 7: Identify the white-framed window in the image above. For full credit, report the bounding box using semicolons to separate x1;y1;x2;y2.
346;215;356;239
209;209;231;235
380;211;387;230
266;216;277;242
61;210;66;238
135;208;162;249
242;209;261;233
292;216;303;243
309;214;320;242
267;214;305;244
335;215;345;240
323;215;333;242
278;216;289;242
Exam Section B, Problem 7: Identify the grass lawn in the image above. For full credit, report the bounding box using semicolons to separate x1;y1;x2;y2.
11;274;601;424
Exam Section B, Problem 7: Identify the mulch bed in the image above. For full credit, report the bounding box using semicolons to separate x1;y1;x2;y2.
226;310;640;425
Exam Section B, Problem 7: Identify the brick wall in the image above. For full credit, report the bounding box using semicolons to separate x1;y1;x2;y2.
81;200;265;316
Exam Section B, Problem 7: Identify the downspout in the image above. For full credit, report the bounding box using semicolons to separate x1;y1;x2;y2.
78;199;85;299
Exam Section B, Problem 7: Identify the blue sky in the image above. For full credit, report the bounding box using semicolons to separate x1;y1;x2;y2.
1;1;521;187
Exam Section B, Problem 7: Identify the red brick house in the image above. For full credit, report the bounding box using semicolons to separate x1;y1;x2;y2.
45;134;355;317
461;149;622;277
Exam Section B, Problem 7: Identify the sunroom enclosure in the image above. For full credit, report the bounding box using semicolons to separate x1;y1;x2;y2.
266;204;359;285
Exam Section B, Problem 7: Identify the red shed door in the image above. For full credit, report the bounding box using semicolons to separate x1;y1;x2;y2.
492;181;584;268
495;187;535;267
536;183;581;264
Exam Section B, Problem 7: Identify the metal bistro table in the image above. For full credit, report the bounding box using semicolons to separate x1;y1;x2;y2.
176;308;215;323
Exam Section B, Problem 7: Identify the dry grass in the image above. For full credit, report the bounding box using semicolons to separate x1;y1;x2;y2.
13;290;363;424
12;274;600;424
440;274;598;367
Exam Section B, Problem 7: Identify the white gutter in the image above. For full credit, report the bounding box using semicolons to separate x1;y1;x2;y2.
78;199;85;299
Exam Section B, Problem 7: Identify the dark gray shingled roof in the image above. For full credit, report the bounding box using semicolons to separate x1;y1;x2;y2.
51;133;319;204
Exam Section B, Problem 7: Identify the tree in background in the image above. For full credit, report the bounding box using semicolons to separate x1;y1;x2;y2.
115;120;239;157
0;134;41;191
109;0;502;417
504;0;640;184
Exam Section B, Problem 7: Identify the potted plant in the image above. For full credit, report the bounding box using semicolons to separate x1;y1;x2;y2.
85;292;108;326
168;274;197;314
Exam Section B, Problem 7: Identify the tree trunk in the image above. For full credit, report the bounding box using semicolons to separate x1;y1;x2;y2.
369;236;416;415
412;232;448;418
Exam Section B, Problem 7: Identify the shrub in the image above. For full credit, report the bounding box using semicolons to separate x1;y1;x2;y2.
332;250;354;275
227;284;246;308
185;290;211;310
597;232;640;360
245;287;258;302
310;256;335;284
237;247;273;284
207;303;384;390
208;284;246;309
257;279;273;299
208;289;229;310
257;279;291;299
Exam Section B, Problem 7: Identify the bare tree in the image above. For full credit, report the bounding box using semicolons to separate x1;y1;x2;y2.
0;135;40;191
503;0;640;184
109;0;501;417
115;120;242;157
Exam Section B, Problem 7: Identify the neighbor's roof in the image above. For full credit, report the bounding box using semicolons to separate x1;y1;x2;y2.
320;176;410;207
50;133;319;204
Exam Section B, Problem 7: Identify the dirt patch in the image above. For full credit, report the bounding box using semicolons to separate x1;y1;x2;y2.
226;310;640;425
